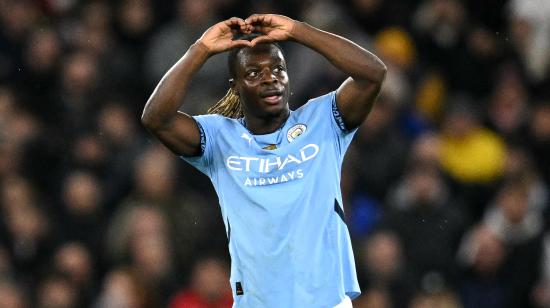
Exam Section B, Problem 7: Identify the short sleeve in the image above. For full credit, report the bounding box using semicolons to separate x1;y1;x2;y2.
307;91;358;156
180;114;221;175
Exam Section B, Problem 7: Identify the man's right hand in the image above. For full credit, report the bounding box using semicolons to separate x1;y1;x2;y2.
197;17;254;55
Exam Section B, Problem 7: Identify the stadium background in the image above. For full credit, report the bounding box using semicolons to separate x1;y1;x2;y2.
0;0;550;307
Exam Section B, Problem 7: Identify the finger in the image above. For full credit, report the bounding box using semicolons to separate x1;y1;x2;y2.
253;25;266;33
231;25;251;37
250;35;273;46
245;14;265;25
231;39;254;48
238;23;252;34
224;17;247;29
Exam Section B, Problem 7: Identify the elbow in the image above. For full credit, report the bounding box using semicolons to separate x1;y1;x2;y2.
141;111;160;131
374;61;387;85
356;60;387;86
140;113;150;129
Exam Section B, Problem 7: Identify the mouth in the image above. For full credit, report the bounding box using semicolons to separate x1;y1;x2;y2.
260;89;284;104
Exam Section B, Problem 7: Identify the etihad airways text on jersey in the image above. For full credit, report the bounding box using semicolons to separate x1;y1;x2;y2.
225;144;320;173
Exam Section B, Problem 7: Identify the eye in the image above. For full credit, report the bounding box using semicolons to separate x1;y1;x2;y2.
246;70;259;78
273;65;286;73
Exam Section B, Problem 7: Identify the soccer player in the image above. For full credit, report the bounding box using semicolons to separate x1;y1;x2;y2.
141;14;386;308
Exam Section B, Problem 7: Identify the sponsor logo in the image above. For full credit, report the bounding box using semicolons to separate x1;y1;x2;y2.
287;124;307;142
244;169;304;186
226;143;319;173
241;133;252;146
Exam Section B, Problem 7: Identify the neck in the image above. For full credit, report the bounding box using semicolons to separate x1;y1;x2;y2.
243;108;290;135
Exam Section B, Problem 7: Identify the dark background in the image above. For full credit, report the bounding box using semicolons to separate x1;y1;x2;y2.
0;0;550;307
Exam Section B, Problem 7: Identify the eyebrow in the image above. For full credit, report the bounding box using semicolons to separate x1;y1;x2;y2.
243;58;286;69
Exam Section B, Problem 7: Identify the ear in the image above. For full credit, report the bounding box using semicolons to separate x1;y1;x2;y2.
229;79;238;95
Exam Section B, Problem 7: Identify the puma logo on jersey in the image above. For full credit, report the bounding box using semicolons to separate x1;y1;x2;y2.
241;133;252;146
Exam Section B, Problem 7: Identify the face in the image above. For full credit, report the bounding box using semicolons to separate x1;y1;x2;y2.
232;44;290;119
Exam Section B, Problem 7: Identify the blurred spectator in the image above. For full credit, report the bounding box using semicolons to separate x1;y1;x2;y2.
169;256;233;308
36;273;79;308
128;215;178;304
459;174;545;308
534;234;550;307
106;202;179;304
413;0;467;67
439;95;506;184
528;101;550;185
343;92;410;238
486;66;530;143
352;287;392;308
409;289;462;308
355;231;412;307
347;95;409;202
380;160;466;291
53;242;96;305
414;71;447;123
501;148;548;213
482;177;544;307
114;0;156;103
96;102;144;209
438;94;506;219
0;0;40;82
57;50;100;135
59;170;105;251
94;267;158;308
457;225;509;308
509;0;550;87
484;176;545;244
17;27;62;124
375;27;416;72
1;176;53;286
343;0;415;35
0;279;28;308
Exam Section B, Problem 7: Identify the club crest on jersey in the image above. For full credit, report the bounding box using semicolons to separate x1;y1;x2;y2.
287;124;307;142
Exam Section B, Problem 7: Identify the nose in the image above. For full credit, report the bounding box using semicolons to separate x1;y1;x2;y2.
260;69;277;84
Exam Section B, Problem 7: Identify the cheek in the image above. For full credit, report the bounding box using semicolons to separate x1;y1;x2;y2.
239;84;258;101
280;73;289;84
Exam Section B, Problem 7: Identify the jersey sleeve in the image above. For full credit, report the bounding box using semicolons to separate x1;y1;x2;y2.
308;91;359;156
180;114;220;175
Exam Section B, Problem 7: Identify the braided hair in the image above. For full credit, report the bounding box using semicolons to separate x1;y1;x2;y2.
207;87;242;118
208;33;285;118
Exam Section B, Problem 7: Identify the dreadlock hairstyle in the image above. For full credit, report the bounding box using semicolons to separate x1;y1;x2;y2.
207;87;242;118
208;33;285;119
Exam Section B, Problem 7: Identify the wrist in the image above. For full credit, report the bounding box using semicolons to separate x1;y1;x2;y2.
287;21;308;42
193;40;214;57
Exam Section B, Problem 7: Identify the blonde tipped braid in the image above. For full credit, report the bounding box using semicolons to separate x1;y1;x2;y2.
208;88;243;119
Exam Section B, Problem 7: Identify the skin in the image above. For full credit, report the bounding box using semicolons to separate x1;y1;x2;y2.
141;14;387;156
231;43;291;133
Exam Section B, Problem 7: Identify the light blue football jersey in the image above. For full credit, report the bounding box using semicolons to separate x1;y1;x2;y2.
182;91;360;307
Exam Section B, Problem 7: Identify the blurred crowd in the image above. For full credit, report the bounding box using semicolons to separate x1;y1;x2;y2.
0;0;549;307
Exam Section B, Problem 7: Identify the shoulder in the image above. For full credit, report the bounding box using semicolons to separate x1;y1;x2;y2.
291;91;336;120
295;91;336;112
194;114;240;130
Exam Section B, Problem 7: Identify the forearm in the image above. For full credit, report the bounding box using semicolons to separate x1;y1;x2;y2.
289;22;386;84
141;43;210;130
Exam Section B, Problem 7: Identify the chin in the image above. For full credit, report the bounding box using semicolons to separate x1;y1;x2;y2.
263;103;288;117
